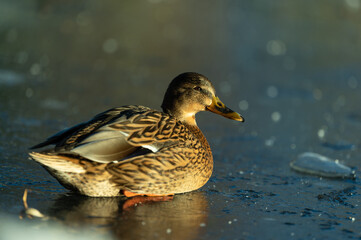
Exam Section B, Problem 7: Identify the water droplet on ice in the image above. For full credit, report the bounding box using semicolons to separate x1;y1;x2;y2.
266;40;287;56
238;100;248;111
271;112;281;122
267;86;278;98
103;38;118;54
317;128;326;139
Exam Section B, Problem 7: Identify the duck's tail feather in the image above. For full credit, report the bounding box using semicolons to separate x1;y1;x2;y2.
29;152;86;173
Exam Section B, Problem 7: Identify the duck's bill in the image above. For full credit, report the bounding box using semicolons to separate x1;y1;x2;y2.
206;96;245;122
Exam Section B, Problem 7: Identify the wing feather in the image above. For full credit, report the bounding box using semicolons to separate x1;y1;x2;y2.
31;105;184;164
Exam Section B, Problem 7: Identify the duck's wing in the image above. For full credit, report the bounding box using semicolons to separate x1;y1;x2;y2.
29;106;141;150
31;106;183;163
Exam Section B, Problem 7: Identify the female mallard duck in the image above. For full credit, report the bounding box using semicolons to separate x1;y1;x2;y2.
29;72;244;197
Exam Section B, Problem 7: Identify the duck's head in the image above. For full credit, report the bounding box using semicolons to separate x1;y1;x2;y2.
161;72;245;125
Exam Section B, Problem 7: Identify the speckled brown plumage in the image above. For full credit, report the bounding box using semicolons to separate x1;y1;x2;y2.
29;72;244;197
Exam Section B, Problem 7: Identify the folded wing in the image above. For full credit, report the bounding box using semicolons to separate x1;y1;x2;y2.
31;106;183;163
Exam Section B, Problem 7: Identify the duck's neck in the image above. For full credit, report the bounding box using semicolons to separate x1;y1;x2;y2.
163;107;197;126
181;114;197;126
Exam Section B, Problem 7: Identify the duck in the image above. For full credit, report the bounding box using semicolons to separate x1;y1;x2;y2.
29;72;244;197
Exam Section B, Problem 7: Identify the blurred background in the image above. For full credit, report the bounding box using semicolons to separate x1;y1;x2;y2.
1;0;361;239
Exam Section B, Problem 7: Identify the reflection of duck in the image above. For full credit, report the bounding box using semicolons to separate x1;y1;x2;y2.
49;192;208;239
29;73;244;197
48;193;121;228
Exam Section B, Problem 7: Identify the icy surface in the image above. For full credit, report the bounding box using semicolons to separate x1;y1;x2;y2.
1;1;361;240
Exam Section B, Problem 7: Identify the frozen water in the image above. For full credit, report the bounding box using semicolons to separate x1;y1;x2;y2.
1;1;361;240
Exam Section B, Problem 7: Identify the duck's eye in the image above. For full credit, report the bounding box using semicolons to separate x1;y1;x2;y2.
193;86;202;91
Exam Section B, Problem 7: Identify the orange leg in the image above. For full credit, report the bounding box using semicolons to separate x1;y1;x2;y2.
122;195;174;210
123;190;174;198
